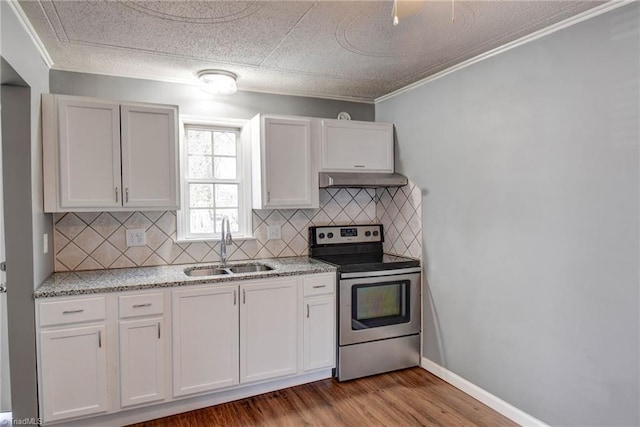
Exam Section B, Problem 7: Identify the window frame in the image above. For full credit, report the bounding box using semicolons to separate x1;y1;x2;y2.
176;116;253;242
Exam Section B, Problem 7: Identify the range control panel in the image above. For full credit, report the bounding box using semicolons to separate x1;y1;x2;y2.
310;225;383;245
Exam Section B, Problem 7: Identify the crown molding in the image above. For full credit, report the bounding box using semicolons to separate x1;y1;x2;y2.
5;0;54;68
375;0;634;104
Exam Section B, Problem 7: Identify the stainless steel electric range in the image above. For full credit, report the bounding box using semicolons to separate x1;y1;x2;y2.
309;224;421;381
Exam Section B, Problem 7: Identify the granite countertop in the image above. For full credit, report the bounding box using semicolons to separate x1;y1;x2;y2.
34;257;337;298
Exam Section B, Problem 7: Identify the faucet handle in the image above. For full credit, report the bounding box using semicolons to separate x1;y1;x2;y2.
225;232;233;246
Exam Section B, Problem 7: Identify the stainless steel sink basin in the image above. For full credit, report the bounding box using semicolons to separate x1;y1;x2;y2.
227;264;273;274
184;263;273;277
184;267;231;276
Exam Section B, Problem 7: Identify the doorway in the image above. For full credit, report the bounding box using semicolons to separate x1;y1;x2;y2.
0;60;13;422
0;58;41;422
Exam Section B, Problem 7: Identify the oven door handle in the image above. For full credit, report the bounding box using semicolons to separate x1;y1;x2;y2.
340;267;421;279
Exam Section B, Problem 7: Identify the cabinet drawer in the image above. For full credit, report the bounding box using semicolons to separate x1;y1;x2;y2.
303;275;335;297
39;297;106;327
119;293;164;318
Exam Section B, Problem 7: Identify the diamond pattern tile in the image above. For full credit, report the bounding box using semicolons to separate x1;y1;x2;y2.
376;180;423;259
92;241;121;268
56;213;87;240
54;185;422;272
185;242;210;262
91;213;120;238
57;242;87;270
74;227;103;254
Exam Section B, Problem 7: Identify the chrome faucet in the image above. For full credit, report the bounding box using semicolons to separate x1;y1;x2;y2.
220;216;233;265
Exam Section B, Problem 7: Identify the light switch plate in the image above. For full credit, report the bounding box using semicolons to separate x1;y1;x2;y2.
43;233;48;254
267;225;281;240
126;229;147;247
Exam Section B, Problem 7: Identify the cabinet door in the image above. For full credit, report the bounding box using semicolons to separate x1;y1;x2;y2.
172;285;239;397
57;98;122;208
121;104;179;209
303;295;335;371
240;279;298;383
40;325;108;422
263;117;316;208
320;119;394;172
119;317;165;408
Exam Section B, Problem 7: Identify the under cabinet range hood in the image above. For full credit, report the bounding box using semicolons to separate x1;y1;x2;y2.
319;172;408;188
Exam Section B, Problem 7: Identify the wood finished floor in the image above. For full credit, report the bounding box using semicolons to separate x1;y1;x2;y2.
129;368;517;427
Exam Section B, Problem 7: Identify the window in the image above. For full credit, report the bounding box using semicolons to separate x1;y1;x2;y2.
177;117;252;241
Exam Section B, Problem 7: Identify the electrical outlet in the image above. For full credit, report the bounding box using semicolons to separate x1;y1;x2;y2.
43;233;48;254
126;229;147;247
267;225;281;240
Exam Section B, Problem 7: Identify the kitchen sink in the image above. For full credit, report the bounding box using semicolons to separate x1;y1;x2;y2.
184;263;273;277
227;264;273;274
184;267;231;276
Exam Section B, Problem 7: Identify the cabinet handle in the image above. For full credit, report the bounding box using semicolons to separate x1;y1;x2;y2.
306;304;310;318
233;289;237;305
267;192;271;203
115;187;119;203
354;165;365;168
157;322;161;339
125;188;129;203
62;309;84;314
133;303;151;308
243;289;246;304
98;330;102;348
312;285;326;289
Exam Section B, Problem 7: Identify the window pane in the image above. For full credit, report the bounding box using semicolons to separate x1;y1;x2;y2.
190;209;215;234
214;157;236;179
215;184;238;208
190;184;214;208
188;155;213;179
216;209;239;233
187;130;212;154
213;132;236;156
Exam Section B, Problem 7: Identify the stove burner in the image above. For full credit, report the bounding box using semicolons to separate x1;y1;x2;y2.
309;224;419;274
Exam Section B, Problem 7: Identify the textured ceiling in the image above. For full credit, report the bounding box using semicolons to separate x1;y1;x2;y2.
19;0;605;101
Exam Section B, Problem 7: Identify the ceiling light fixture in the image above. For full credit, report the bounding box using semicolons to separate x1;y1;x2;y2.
197;70;238;95
392;0;399;26
392;0;455;26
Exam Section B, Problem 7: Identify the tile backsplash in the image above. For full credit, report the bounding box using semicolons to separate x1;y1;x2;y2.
54;184;422;272
376;181;423;259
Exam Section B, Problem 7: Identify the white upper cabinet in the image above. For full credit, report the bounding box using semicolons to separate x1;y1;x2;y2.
43;94;179;212
251;114;319;209
121;104;178;209
320;119;394;172
54;97;122;209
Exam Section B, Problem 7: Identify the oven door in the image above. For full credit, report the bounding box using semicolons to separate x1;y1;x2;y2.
339;269;421;346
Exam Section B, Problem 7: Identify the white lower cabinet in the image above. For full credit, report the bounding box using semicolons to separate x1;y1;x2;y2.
36;272;335;425
40;325;108;422
302;274;336;372
118;292;167;408
172;285;239;397
240;278;298;383
303;295;335;371
119;317;165;407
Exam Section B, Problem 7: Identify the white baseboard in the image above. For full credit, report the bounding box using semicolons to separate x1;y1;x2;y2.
421;357;548;427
